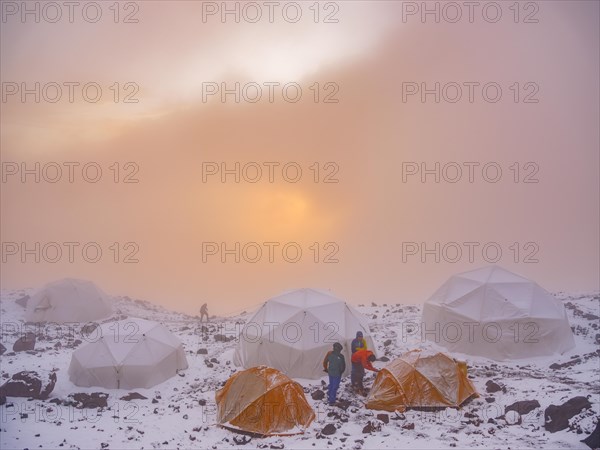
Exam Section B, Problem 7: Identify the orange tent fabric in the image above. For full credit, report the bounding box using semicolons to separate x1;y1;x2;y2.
366;350;478;412
216;366;315;436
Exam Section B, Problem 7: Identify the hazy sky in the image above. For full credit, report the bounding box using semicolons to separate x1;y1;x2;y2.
1;1;598;315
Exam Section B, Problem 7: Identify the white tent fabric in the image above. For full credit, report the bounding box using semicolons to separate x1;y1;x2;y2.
421;266;575;361
233;288;376;379
69;318;188;389
26;278;112;323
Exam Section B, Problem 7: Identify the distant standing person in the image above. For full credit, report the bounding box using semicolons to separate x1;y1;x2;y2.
200;303;209;322
350;349;378;396
323;342;346;406
351;331;367;354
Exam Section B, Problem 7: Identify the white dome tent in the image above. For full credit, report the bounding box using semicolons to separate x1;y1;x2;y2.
421;266;575;361
26;278;112;323
233;288;376;379
69;318;188;389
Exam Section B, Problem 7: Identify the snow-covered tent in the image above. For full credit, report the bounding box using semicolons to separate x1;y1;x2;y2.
233;288;376;379
26;278;112;323
69;318;188;389
216;366;315;436
421;266;575;360
366;349;478;412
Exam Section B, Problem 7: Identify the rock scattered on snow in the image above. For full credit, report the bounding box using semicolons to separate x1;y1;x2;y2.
377;413;389;424
362;421;381;433
0;370;56;399
311;390;325;401
545;396;592;433
505;400;540;415
581;420;600;449
120;392;148;401
15;295;29;308
321;424;337;435
65;392;109;409
485;380;504;393
13;332;36;352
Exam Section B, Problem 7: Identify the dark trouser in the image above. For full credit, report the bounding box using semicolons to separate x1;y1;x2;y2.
351;362;365;389
327;375;341;404
200;312;208;322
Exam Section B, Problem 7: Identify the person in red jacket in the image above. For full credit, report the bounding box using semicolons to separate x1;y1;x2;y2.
350;349;379;395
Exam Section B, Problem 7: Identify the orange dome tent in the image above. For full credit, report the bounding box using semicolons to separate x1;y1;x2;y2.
366;350;478;412
216;366;315;436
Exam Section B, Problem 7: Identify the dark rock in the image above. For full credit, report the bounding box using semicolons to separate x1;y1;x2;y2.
233;435;251;445
582;420;600;449
545;397;592;433
377;413;389;424
66;392;109;409
15;295;29;308
210;358;218;363
198;399;206;406
214;334;234;342
0;343;6;355
197;348;208;355
383;340;392;347
402;423;415;430
311;390;325;401
362;421;381;433
379;356;390;362
81;323;99;337
321;424;337;435
485;380;503;393
0;371;56;399
152;398;159;404
550;359;582;370
485;397;495;403
335;399;351;410
120;392;148;401
505;400;540;416
13;332;36;352
270;444;284;449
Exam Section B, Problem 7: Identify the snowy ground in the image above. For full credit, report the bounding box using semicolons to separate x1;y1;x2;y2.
0;289;598;450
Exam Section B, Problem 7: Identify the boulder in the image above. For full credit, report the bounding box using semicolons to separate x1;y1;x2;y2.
13;332;36;352
485;380;503;393
311;390;325;401
66;392;109;409
120;392;148;401
545;396;592;433
80;323;99;337
0;371;57;400
377;413;389;424
582;420;600;449
321;424;337;435
362;421;381;434
0;343;6;355
505;400;540;416
15;295;29;308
